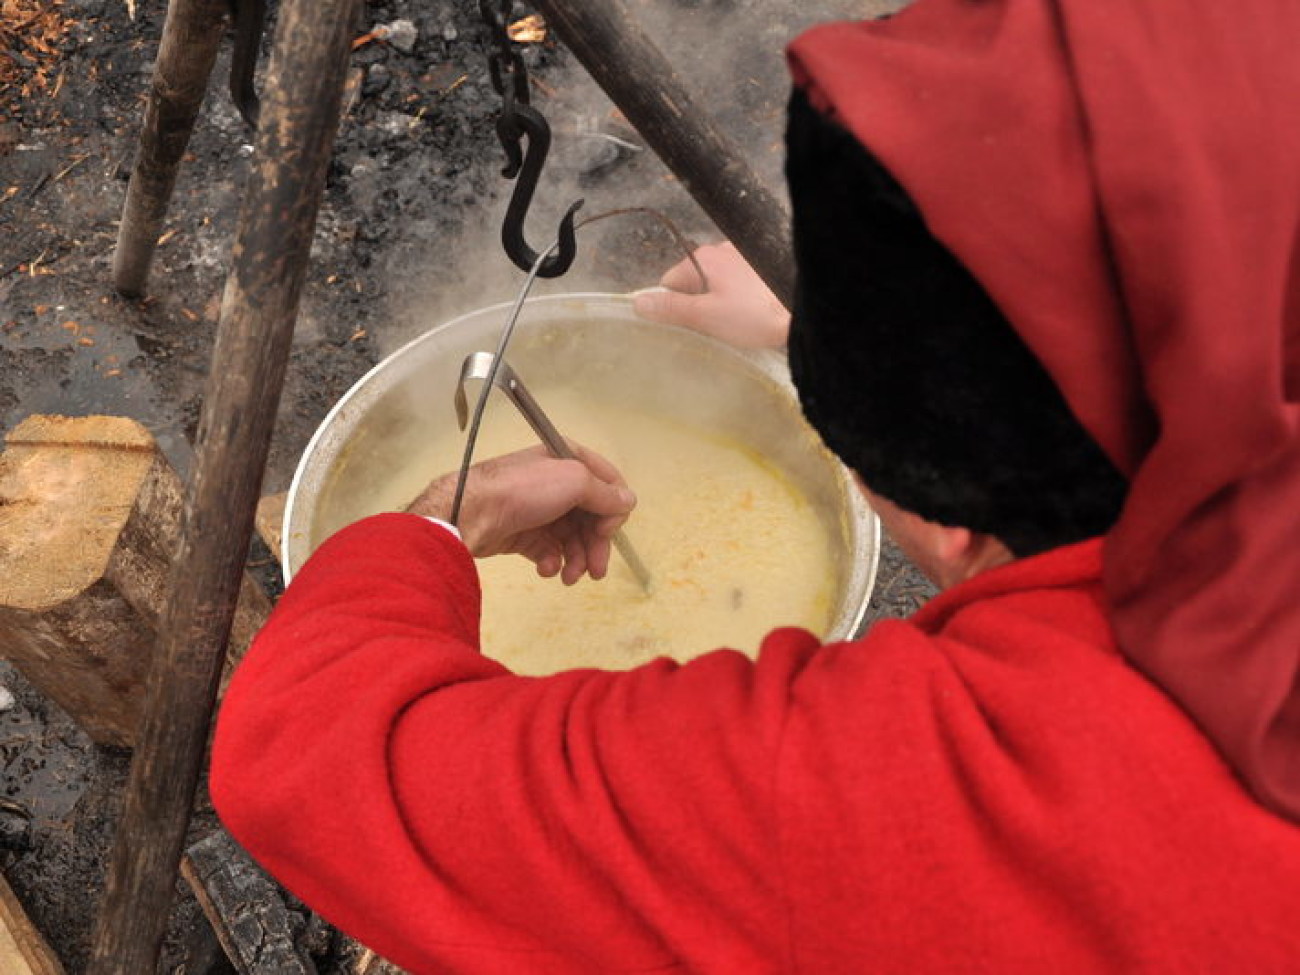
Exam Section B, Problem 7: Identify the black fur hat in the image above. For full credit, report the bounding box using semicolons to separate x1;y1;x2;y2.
785;88;1126;557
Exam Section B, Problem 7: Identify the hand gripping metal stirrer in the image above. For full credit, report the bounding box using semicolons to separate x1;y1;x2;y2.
447;243;650;591
454;350;654;593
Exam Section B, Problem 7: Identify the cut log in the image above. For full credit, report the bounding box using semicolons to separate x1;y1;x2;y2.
181;831;318;974
254;492;287;565
0;869;66;975
184;830;407;974
0;415;271;747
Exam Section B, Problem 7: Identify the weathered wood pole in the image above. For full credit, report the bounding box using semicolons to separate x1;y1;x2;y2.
87;0;365;969
112;0;230;297
532;0;795;308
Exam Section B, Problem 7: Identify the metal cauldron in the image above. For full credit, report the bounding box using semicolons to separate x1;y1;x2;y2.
283;293;879;642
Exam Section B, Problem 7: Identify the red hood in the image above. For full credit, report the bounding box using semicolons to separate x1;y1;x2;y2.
789;0;1300;818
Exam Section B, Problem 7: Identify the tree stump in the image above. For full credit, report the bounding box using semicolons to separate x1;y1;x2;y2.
0;415;271;747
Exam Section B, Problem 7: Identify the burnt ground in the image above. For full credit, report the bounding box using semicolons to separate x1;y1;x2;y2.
0;0;928;970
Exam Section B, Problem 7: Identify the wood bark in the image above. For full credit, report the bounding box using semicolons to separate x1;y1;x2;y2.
112;0;230;296
532;0;795;307
0;415;270;747
88;0;366;969
0;869;66;975
182;832;318;975
183;830;406;975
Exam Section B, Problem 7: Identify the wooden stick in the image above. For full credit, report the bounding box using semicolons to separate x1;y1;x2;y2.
86;0;366;969
112;0;230;297
531;0;795;307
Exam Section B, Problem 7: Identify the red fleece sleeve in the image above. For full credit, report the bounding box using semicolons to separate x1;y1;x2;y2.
210;513;821;974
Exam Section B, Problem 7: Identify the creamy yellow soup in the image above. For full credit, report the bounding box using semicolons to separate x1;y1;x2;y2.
345;387;836;674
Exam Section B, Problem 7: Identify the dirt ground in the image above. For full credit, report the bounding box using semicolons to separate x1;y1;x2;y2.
1;0;927;970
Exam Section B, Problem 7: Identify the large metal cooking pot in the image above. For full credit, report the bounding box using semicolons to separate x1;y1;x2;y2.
283;293;879;642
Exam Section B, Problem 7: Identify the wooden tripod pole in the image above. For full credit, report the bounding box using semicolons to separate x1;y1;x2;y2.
112;0;229;298
91;1;791;967
532;0;796;308
87;0;365;968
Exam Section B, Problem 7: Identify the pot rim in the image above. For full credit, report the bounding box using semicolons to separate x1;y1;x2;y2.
283;292;880;639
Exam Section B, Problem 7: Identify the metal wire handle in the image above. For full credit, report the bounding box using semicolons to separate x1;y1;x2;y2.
449;243;556;525
576;205;709;294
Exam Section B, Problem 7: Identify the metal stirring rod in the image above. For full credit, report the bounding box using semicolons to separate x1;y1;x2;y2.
455;351;654;593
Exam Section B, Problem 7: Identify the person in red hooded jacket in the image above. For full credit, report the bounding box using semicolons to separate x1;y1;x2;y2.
211;1;1300;971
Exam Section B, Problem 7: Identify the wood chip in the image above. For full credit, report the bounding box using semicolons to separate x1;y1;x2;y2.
507;14;547;43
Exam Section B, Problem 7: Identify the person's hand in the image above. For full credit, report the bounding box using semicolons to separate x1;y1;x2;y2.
406;445;636;585
633;241;791;349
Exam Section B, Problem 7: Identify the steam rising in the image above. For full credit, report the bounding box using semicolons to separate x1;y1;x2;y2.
378;0;909;356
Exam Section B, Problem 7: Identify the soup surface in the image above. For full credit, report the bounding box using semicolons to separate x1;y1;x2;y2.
327;387;838;674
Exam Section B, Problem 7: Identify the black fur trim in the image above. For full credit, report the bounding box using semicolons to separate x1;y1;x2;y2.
785;88;1126;556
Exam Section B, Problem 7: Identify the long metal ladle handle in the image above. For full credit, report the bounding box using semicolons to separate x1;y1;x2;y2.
456;351;653;593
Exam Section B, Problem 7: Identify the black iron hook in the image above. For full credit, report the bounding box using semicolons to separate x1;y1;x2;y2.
495;102;584;277
227;0;266;129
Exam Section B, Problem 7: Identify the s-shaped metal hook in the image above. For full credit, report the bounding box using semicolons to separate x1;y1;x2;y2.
496;102;584;277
